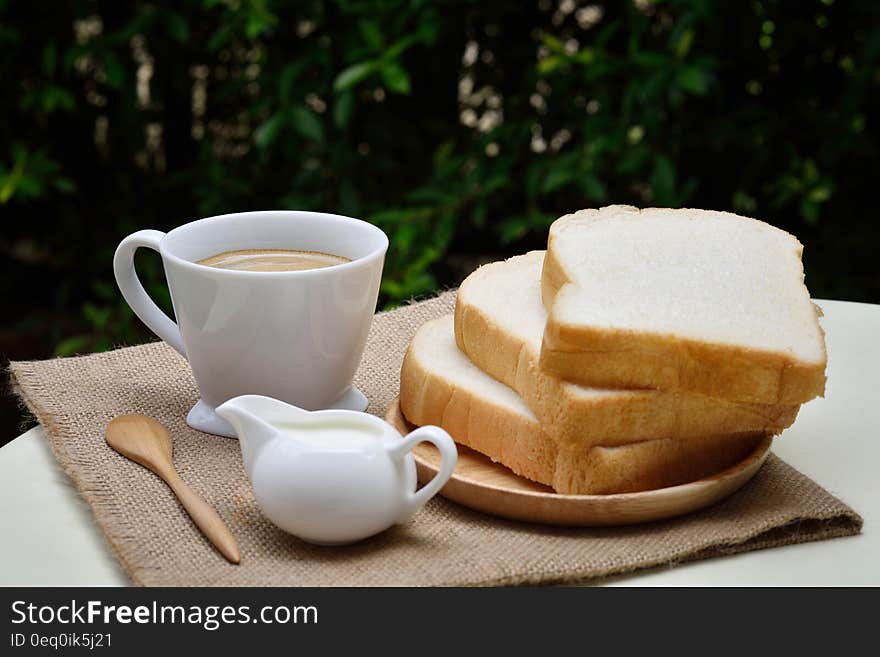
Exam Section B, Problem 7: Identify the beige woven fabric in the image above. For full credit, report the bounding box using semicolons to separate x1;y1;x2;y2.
9;290;861;586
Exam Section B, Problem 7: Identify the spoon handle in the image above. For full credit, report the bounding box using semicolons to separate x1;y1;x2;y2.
162;470;241;564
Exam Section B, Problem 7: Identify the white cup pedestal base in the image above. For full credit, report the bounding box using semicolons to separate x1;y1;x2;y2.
186;386;370;438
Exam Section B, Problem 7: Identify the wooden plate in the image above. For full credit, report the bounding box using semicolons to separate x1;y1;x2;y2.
386;399;771;527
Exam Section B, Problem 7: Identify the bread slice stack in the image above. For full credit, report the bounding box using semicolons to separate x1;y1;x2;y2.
399;205;826;495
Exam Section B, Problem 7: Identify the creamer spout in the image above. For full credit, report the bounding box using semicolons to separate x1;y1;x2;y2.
215;395;289;475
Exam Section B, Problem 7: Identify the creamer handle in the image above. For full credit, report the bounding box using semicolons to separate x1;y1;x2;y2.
389;425;457;519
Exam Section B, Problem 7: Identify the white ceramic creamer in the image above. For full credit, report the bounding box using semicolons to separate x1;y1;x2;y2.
215;394;457;545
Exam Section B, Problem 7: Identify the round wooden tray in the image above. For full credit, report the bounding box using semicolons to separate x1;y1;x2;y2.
386;399;771;527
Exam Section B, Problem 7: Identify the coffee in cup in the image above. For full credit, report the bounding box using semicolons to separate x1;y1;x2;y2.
197;248;351;272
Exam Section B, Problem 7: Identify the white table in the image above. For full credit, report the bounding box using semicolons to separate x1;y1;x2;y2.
2;299;877;586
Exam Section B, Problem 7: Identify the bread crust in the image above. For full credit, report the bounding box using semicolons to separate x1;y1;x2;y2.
455;258;800;448
541;206;827;404
399;319;765;495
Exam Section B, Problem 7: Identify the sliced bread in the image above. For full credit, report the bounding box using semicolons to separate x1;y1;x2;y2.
541;205;827;404
454;251;799;447
400;315;764;494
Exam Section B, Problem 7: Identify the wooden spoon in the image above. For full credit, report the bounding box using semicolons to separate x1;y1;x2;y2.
105;414;241;564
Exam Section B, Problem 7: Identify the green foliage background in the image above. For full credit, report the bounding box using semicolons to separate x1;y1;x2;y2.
2;0;879;361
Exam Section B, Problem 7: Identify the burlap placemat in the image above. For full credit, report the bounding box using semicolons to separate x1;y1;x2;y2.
9;290;862;586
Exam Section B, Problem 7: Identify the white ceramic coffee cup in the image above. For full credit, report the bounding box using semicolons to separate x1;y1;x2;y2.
114;210;388;437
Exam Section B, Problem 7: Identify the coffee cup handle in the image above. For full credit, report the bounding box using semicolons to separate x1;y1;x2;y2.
113;229;186;356
389;425;458;519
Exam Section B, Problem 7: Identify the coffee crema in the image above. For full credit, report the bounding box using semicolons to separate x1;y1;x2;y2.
197;248;350;272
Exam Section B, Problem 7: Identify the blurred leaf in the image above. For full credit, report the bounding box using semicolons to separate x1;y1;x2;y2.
732;190;757;213
541;33;564;53
433;140;455;167
338;178;359;215
803;159;818;181
359;20;383;50
334;61;377;92
420;20;440;46
23;86;75;113
500;218;528;243
595;20;620;48
279;62;306;101
395;222;418;254
0;177;18;204
675;29;695;58
808;185;832;203
579;174;608;202
384;35;418;60
103;54;125;89
472;201;488;227
380;271;435;299
289;106;324;143
42;43;56;76
482;173;507;194
370;209;416;226
50;87;75;111
244;2;278;39
407;187;448;204
381;61;411;94
0;157;24;203
55;336;91;357
541;168;574;194
165;11;190;43
83;303;111;330
92;280;116;300
206;23;233;51
525;166;543;199
677;66;708;95
651;155;677;205
254;113;285;149
52;177;76;194
800;198;820;225
537;55;563;74
16;175;41;197
617;147;649;175
633;52;669;68
333;91;355;128
574;48;596;65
